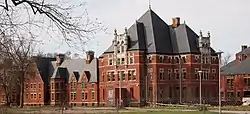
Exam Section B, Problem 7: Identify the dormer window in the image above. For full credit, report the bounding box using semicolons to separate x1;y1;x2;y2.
159;56;164;63
167;56;172;63
147;55;153;63
181;56;186;63
175;56;179;64
194;55;199;63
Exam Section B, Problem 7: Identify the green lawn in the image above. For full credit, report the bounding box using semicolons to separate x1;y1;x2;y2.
120;111;224;114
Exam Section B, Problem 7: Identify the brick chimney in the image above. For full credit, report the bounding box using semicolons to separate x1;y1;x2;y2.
241;45;248;51
86;50;95;64
56;53;65;66
172;17;180;28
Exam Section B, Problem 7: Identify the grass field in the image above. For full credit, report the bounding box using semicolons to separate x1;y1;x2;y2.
120;111;223;114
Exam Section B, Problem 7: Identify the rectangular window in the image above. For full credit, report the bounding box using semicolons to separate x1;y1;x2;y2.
129;56;134;64
92;91;95;100
38;84;41;88
160;88;164;98
195;68;199;79
168;69;172;80
70;93;73;100
55;83;59;89
121;58;125;64
51;82;54;89
159;68;164;80
31;94;34;99
31;84;33;88
117;58;120;65
130;88;134;100
82;93;85;100
121;71;125;81
121;46;124;52
34;94;36;99
39;93;41;99
102;89;105;101
34;84;36;89
237;92;240;97
112;72;115;81
85;93;88;100
56;93;59;100
108;58;113;66
26;84;28;89
74;93;76;100
52;93;54;100
108;72;111;81
182;68;186;79
85;83;87;88
26;94;28;99
128;71;132;80
92;83;95;88
132;70;136;80
212;69;216;79
81;83;85;89
174;69;179;79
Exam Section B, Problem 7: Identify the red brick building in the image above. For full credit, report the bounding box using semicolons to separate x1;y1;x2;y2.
50;51;99;106
221;45;250;105
99;9;220;107
0;57;56;106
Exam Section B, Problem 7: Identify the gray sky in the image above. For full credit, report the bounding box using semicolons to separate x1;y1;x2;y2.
42;0;250;59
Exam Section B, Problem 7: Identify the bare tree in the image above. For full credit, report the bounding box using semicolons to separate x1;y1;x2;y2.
0;59;18;106
0;0;105;51
0;31;37;107
0;0;104;108
222;52;232;66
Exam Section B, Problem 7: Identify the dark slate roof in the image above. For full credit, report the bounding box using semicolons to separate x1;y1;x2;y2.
221;60;236;72
237;47;250;54
102;9;216;55
170;24;200;53
51;58;98;83
51;67;69;82
35;57;56;84
221;59;250;75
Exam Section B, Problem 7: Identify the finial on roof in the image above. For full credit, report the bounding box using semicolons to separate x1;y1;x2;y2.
125;27;128;34
149;0;151;9
114;29;117;35
199;30;203;37
184;20;186;24
207;31;210;37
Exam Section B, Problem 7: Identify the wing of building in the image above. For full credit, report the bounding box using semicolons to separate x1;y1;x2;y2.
221;45;250;105
99;8;220;106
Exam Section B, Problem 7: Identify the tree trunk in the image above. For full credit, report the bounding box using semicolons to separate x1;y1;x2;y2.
19;74;24;108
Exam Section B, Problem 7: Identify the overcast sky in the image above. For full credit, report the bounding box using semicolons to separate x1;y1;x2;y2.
41;0;250;59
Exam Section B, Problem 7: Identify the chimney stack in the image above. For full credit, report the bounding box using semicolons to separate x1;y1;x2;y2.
241;45;248;51
56;53;65;66
172;17;180;28
86;50;95;64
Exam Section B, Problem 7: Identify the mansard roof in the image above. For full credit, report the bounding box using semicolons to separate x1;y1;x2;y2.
237;47;250;55
103;9;216;55
51;58;98;83
221;59;250;76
